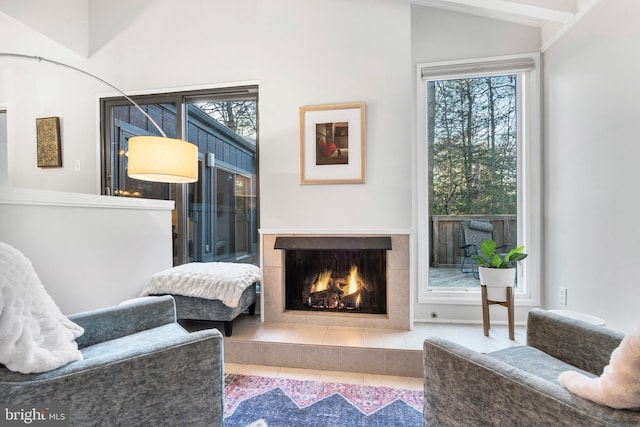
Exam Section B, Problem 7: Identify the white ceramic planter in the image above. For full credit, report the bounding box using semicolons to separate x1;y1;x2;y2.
478;266;516;302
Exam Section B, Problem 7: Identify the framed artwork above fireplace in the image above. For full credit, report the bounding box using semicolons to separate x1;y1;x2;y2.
299;102;366;184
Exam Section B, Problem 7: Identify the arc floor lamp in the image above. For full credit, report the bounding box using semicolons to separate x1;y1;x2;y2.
0;53;198;184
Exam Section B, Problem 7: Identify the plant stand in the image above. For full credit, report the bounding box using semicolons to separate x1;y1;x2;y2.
481;285;514;340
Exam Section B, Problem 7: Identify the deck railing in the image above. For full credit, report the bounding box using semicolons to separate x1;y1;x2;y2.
430;215;517;268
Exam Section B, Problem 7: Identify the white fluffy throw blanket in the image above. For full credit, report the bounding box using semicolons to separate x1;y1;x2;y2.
0;242;84;374
559;326;640;410
140;262;261;308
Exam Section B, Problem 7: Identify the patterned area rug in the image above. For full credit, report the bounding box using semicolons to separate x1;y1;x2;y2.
224;374;423;427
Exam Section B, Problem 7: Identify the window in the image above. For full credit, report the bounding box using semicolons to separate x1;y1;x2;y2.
416;55;541;306
101;86;258;267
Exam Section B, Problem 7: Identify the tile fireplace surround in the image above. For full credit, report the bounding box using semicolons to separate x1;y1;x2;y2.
261;234;411;330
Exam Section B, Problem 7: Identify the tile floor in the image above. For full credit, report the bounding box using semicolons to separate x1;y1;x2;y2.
215;314;527;388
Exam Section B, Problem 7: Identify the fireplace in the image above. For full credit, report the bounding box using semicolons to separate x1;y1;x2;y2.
274;237;391;315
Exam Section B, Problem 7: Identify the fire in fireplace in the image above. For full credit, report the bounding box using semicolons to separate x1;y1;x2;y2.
307;264;366;310
275;237;391;315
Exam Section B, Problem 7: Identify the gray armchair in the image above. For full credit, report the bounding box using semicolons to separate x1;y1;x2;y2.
423;309;640;426
1;296;224;427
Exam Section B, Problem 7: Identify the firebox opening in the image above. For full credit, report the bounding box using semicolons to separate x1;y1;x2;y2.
284;249;387;314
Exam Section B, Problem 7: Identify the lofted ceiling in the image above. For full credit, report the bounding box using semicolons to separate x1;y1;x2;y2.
412;0;601;50
0;0;601;57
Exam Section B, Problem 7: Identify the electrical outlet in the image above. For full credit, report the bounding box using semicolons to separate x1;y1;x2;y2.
559;286;567;306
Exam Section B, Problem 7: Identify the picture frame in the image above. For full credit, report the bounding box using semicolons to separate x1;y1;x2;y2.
36;116;62;168
299;102;366;184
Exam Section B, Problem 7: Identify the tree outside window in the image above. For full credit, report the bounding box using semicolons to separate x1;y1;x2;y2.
429;75;517;217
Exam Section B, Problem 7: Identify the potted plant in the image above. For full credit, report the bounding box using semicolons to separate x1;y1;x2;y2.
473;239;527;301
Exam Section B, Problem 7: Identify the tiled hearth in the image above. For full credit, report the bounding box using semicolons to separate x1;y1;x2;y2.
221;233;416;376
222;315;422;376
217;314;526;377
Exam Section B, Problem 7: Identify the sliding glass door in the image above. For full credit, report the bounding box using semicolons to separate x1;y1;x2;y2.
102;86;258;266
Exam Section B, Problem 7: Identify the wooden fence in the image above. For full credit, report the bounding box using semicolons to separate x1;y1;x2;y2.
431;215;517;268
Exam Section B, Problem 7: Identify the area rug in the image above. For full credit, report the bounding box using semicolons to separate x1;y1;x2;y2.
224;374;423;427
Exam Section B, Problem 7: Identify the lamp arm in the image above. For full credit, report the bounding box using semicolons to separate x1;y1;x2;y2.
0;53;167;137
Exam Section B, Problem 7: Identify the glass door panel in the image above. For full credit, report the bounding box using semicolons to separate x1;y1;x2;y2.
215;168;235;261
234;174;251;259
186;98;257;264
188;155;216;263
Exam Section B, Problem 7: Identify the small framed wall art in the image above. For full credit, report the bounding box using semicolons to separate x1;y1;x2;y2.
299;102;366;184
36;116;62;168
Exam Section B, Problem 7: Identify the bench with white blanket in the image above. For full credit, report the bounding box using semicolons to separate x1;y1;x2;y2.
140;262;261;336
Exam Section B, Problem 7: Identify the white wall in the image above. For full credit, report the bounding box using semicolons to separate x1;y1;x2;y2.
0;110;7;186
0;0;89;56
411;6;541;323
544;0;640;333
411;6;541;64
257;0;412;232
0;187;174;314
0;11;99;193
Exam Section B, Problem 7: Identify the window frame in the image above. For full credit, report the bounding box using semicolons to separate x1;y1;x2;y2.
415;53;542;307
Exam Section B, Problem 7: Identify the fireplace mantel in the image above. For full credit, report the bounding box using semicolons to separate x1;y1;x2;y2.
274;236;392;250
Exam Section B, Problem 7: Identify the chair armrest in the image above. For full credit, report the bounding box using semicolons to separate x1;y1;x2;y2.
423;337;639;426
526;308;624;375
69;295;177;348
0;328;220;383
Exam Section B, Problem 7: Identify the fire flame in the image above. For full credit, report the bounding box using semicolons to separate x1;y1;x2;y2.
346;265;359;295
311;270;332;293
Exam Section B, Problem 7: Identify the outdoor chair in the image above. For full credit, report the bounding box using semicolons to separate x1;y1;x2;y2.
460;220;510;278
